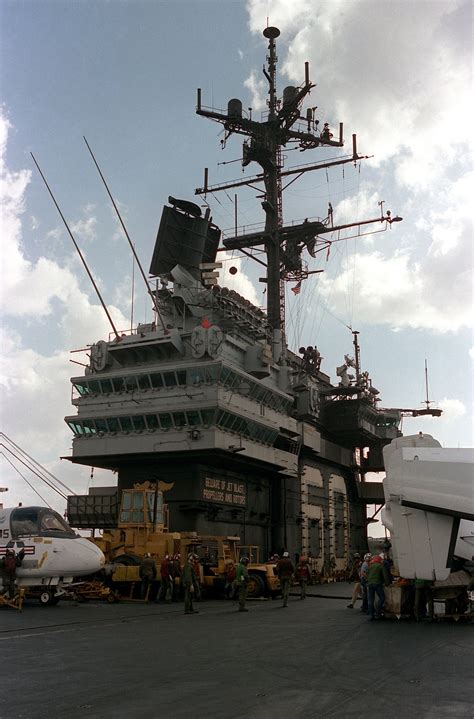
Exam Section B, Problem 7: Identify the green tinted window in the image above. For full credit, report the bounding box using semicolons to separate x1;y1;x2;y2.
112;377;125;392
187;368;204;385
119;416;133;431
159;413;173;429
132;416;146;431
100;379;113;393
173;412;187;428
82;419;97;434
163;372;176;387
95;419;108;432
138;375;151;390
87;380;101;394
201;409;216;425
206;365;219;382
186;411;201;426
107;417;120;432
145;414;159;429
124;376;137;391
176;370;186;386
150;373;163;389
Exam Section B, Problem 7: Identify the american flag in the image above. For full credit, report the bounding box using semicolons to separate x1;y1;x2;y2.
291;282;302;295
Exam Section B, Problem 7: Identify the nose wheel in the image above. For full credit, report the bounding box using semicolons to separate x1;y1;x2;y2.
39;589;59;606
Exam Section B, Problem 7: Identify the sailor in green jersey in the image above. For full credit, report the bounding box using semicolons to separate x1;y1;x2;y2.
235;556;250;612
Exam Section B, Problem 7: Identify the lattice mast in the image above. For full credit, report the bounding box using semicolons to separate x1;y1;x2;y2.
195;26;401;362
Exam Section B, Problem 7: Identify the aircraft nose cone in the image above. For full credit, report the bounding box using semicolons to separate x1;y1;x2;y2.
75;538;106;574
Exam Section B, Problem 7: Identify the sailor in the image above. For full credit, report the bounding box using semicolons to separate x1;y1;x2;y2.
327;202;334;227
139;553;157;601
321;123;333;141
192;554;202;602
414;578;434;622
182;553;199;614
235;556;250;612
366;555;390;620
358;553;371;613
347;553;362;609
157;554;172;603
224;560;236;600
295;556;311;600
277;552;295;608
0;547;25;599
171;553;182;601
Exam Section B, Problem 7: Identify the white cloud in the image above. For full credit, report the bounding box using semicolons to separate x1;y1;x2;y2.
244;71;267;112
438;398;466;422
70;213;97;244
246;0;312;36
242;3;473;335
469;347;474;360
0;110;127;510
218;251;261;306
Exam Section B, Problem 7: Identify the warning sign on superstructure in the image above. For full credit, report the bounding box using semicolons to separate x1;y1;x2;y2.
201;477;247;507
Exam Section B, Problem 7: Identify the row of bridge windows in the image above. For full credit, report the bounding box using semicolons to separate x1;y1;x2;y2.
67;408;279;446
72;364;292;413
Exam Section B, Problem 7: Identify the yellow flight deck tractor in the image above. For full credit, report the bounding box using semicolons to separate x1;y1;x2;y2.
186;537;279;598
67;482;280;599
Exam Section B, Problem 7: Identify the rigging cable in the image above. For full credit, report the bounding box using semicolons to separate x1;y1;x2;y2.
0;452;51;506
0;432;75;495
0;445;68;501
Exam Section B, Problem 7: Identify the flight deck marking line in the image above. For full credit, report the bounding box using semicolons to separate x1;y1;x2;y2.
0;606;200;636
0;622;121;641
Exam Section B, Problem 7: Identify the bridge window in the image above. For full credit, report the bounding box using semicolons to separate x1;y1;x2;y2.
150;373;164;389
100;379;113;393
163;371;177;388
138;374;151;390
132;415;146;431
186;410;201;426
82;419;97;434
124;376;138;391
145;414;160;429
159;413;173;430
173;412;187;428
176;370;187;386
119;416;133;431
107;417;120;432
88;380;101;394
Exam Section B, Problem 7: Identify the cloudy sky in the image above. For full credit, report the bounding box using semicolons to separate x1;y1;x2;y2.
1;0;472;512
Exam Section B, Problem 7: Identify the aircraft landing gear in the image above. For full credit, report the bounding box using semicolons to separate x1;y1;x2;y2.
38;589;59;607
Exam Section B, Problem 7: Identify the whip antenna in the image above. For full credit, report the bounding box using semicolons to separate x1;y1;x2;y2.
30;152;120;340
83;136;167;332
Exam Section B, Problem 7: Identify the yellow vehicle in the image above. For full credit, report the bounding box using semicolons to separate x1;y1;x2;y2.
188;537;280;598
70;483;279;598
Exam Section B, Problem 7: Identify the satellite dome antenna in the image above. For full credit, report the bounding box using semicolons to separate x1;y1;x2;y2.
263;26;280;39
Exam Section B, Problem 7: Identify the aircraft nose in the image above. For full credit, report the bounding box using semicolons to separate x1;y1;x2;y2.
76;538;105;573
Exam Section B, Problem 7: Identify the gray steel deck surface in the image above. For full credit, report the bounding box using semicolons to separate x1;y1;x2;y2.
1;583;472;719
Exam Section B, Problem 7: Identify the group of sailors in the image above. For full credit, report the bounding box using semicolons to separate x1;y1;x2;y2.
139;551;314;615
346;551;438;621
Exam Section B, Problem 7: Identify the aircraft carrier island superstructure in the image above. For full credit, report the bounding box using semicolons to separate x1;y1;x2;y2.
63;26;419;569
